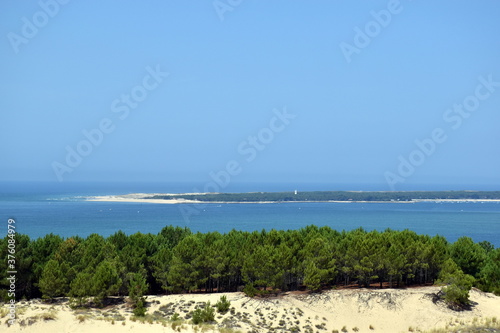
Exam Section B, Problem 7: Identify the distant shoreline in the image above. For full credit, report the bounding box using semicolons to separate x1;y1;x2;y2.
86;190;500;204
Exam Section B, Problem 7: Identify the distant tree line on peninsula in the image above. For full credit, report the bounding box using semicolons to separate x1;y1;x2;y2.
147;191;500;202
1;226;499;309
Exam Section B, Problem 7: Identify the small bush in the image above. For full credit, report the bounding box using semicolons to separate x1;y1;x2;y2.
243;284;257;297
40;311;57;321
316;323;326;330
191;302;215;325
133;299;147;317
0;308;9;318
215;295;231;313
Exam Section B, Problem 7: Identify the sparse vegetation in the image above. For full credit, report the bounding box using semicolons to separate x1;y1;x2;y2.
423;316;500;332
0;308;9;318
40;310;57;321
191;301;215;325
315;322;327;330
215;295;231;313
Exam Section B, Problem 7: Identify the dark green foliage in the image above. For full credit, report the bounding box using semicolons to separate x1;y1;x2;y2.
129;272;148;312
301;236;336;289
132;299;147;317
1;224;498;304
450;236;487;277
478;241;495;254
30;234;64;297
38;259;68;300
437;259;475;308
242;244;283;290
91;260;123;306
243;284;257;297
215;295;231;313
191;301;215;324
477;248;500;295
0;234;36;300
303;261;322;292
167;234;206;292
157;225;192;248
150;246;173;291
148;190;500;203
69;272;93;307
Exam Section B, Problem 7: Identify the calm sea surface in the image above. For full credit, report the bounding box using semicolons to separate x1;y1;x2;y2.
1;181;499;247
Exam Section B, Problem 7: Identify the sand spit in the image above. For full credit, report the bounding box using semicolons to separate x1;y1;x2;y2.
86;193;500;205
3;287;500;333
86;193;203;204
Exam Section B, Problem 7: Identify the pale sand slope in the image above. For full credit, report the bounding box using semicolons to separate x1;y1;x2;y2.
3;287;500;333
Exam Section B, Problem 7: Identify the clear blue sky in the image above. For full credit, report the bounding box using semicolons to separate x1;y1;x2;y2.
1;1;499;190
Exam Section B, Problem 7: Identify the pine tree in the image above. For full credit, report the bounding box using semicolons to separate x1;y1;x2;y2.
167;234;205;292
129;272;148;316
478;248;500;295
29;233;64;296
437;258;475;309
303;260;322;292
38;259;67;301
450;236;487;278
151;246;173;291
91;260;122;306
69;272;93;308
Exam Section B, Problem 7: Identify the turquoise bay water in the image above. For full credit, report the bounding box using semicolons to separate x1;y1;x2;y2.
1;181;499;246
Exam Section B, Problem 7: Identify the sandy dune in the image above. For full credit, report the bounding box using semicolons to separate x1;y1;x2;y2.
3;286;500;333
86;193;201;204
